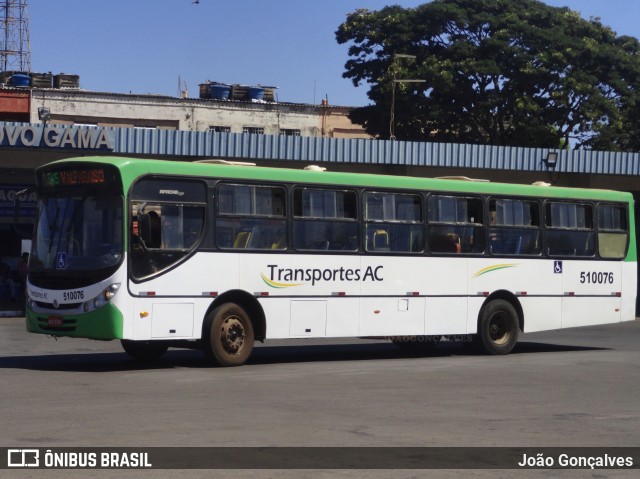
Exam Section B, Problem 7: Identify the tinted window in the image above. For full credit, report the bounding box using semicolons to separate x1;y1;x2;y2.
597;204;628;259
216;183;286;250
218;184;285;217
294;189;356;219
293;188;357;252
489;199;541;256
129;178;207;279
365;192;423;253
545;202;595;257
427;195;484;254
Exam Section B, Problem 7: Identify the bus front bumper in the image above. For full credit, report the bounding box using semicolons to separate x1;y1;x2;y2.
26;303;124;340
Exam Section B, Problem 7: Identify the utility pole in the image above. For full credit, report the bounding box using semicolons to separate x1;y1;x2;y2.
389;54;425;140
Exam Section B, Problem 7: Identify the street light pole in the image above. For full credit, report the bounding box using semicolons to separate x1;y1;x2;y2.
390;65;397;140
388;54;425;141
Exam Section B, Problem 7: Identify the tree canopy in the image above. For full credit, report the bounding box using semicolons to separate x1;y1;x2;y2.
336;0;640;150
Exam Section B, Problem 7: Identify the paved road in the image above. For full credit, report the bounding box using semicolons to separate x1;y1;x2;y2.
1;316;639;479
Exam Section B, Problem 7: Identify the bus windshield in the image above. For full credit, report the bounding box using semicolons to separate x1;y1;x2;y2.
29;193;124;285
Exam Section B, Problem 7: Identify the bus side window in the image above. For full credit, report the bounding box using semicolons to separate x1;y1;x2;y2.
364;192;423;253
216;183;287;250
545;202;595;257
427;195;483;254
598;204;628;259
129;179;207;279
489;198;541;256
293;187;358;252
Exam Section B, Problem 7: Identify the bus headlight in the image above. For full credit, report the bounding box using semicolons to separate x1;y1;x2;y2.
104;283;120;301
87;283;121;312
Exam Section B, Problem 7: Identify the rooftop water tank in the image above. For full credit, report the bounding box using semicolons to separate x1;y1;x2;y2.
10;73;30;87
246;86;265;101
210;84;231;100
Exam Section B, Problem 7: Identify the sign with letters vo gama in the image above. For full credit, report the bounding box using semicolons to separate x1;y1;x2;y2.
0;125;114;150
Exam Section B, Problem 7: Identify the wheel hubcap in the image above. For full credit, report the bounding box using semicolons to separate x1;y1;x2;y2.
220;316;245;354
489;313;511;345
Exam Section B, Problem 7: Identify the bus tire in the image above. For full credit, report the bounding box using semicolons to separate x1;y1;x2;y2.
121;340;168;361
204;303;254;367
476;299;519;355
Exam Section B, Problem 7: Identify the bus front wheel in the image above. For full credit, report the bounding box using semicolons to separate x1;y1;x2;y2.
121;340;168;361
203;303;254;367
476;299;519;355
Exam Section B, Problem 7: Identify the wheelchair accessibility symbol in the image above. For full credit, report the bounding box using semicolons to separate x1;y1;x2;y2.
554;260;563;274
56;252;67;270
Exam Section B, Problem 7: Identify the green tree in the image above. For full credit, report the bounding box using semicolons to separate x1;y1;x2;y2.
336;0;640;150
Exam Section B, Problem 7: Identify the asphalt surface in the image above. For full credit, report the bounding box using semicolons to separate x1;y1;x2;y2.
1;316;639;479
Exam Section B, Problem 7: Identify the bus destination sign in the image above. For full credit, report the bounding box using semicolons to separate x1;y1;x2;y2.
39;167;114;188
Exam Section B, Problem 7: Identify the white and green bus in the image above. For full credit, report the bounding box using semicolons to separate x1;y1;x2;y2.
25;157;637;366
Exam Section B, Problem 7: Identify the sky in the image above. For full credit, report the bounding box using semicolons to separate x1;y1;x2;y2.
27;0;640;107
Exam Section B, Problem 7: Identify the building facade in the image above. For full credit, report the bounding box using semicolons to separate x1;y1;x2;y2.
23;88;369;138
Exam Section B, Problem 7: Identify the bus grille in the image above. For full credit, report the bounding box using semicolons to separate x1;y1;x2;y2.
35;301;82;311
36;317;77;333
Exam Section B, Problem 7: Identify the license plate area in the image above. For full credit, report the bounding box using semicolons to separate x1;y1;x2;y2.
47;316;64;327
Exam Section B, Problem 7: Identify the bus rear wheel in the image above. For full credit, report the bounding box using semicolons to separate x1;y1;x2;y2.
476;299;519;355
121;340;168;361
203;303;254;367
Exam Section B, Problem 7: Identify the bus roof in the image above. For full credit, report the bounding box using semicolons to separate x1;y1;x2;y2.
38;156;634;203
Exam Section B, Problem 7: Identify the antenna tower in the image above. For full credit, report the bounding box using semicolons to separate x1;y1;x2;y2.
0;0;31;72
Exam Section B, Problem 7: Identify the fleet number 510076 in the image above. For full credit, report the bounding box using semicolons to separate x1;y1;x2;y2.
579;271;614;284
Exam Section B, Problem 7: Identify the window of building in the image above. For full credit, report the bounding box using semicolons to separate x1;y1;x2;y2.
427;195;484;254
210;125;231;133
364;192;423;253
292;188;358;251
280;128;301;137
243;126;265;135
